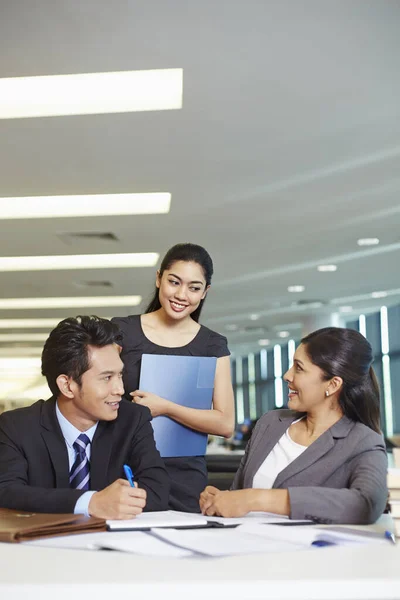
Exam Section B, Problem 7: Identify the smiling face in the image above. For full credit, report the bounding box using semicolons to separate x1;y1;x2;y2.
283;343;331;413
63;344;125;430
156;260;209;321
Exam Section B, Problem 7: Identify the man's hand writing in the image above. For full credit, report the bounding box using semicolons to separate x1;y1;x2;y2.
88;479;147;520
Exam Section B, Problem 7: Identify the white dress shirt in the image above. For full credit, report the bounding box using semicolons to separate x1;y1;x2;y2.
55;402;97;515
252;417;307;489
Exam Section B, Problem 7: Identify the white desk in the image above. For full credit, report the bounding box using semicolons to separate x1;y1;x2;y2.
1;516;399;600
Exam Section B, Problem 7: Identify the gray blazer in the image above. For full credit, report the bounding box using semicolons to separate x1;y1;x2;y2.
231;410;388;524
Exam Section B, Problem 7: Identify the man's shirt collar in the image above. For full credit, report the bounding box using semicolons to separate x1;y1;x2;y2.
55;402;97;448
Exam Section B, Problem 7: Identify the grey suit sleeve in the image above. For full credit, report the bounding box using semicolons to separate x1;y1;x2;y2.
0;415;84;513
288;444;388;525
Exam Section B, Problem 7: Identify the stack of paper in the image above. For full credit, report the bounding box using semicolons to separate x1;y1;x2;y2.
22;510;387;558
238;522;387;547
388;467;400;537
25;530;192;557
106;510;312;531
134;522;386;558
150;526;305;557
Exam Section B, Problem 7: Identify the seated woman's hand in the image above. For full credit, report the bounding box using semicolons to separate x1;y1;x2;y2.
199;485;221;513
201;488;254;518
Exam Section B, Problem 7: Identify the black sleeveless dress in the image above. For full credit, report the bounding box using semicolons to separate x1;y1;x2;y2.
111;314;230;512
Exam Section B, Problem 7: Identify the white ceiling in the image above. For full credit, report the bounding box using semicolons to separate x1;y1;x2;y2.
0;0;399;391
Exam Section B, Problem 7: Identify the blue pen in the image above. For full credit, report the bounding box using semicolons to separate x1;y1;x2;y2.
123;464;135;487
311;540;336;548
385;530;396;544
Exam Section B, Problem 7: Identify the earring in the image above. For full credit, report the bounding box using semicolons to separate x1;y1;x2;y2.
325;390;329;397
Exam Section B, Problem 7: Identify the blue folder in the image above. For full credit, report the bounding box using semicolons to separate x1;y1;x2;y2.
139;354;217;457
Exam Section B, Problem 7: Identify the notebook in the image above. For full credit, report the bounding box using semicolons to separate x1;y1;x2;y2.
106;510;209;531
139;354;217;457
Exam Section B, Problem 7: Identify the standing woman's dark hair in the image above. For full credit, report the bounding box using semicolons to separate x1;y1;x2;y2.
145;243;214;322
301;327;381;433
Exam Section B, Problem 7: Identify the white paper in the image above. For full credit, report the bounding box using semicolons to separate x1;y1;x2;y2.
24;531;127;550
106;510;208;530
151;527;305;556
149;521;386;557
239;522;387;547
24;530;193;557
94;532;192;557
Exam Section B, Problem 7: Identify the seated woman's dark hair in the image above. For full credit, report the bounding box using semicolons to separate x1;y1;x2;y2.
301;327;381;433
145;243;214;322
41;315;122;397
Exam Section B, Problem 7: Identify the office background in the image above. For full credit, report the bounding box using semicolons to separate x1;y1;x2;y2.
0;1;399;439
231;304;400;438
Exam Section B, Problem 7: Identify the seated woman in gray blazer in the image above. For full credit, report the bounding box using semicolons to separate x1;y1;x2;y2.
200;327;388;524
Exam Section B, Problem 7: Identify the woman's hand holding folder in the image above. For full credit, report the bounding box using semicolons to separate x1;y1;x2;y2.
130;389;171;417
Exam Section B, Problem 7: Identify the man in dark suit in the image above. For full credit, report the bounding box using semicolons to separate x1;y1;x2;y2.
0;316;169;518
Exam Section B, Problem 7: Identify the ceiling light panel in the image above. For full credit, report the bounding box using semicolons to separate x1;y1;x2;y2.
0;318;112;329
0;357;41;370
339;306;353;313
332;288;400;304
0;253;159;271
0;347;43;357
0;296;141;309
357;238;379;246
0;68;183;119
0;318;65;329
0;333;48;342
0;193;171;219
317;265;337;272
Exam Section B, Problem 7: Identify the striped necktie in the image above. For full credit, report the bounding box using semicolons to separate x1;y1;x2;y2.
69;433;91;490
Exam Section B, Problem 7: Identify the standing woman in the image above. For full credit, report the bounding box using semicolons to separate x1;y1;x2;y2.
112;243;235;512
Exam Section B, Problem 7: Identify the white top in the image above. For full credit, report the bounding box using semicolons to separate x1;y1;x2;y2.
252;418;307;489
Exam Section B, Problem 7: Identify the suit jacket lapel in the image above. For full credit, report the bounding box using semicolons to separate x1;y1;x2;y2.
90;420;114;489
40;397;70;488
273;429;334;488
244;415;294;488
273;415;354;488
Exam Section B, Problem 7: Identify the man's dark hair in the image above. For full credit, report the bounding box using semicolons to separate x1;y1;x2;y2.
41;315;122;397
